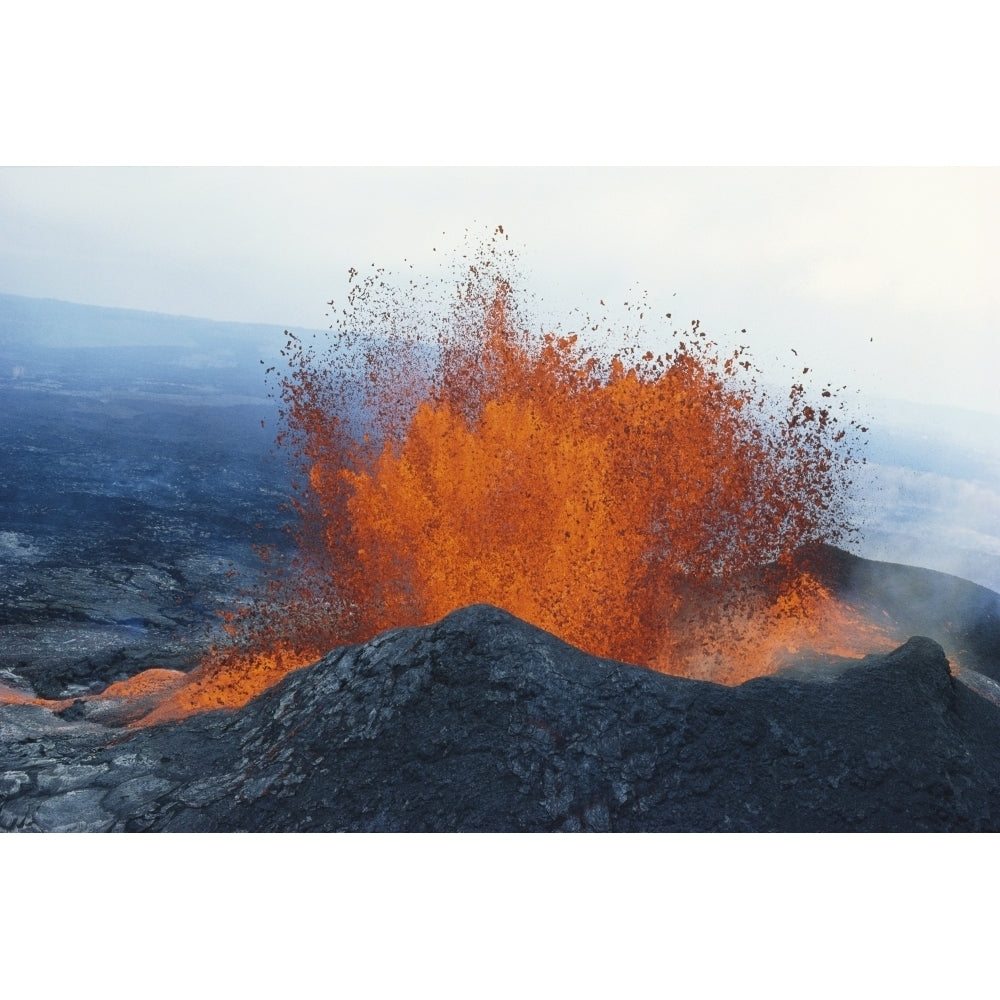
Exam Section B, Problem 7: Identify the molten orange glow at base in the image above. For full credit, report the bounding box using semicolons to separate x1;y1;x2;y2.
137;643;320;726
0;668;187;720
652;572;899;685
128;571;900;724
0;683;69;710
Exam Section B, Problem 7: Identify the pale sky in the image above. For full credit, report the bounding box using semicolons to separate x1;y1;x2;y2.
1;167;998;418
2;4;998;421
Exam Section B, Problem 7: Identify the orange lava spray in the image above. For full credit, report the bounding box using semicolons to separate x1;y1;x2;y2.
138;228;875;723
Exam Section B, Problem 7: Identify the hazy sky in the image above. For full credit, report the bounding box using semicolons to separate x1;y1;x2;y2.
1;166;998;416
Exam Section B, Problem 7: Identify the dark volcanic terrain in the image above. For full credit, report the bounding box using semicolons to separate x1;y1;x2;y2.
3;599;1000;832
0;384;288;697
0;295;292;700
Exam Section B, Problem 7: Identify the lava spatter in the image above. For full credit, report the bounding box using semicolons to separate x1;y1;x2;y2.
137;228;873;723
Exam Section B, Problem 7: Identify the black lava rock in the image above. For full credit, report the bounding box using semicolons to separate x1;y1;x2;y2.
4;604;1000;832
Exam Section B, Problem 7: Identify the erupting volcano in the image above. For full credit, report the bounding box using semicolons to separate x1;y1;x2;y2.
130;228;881;723
8;235;1000;834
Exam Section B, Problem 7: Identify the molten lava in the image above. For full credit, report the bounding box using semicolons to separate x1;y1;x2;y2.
127;227;874;723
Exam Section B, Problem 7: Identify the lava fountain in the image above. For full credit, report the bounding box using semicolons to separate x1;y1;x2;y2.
137;228;886;724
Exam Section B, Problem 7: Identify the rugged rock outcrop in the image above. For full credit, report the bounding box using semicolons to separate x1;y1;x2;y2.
4;604;1000;832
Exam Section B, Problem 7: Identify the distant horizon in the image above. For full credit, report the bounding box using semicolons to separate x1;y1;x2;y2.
4;286;1000;431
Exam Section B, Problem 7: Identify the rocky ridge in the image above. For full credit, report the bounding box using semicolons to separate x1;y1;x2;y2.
3;604;1000;832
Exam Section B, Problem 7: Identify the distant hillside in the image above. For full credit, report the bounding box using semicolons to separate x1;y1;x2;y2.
0;293;314;403
0;292;302;351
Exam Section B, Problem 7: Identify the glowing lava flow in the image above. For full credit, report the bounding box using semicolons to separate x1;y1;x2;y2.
0;668;187;722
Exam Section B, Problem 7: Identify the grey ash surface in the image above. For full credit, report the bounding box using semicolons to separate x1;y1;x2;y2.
4;603;1000;832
